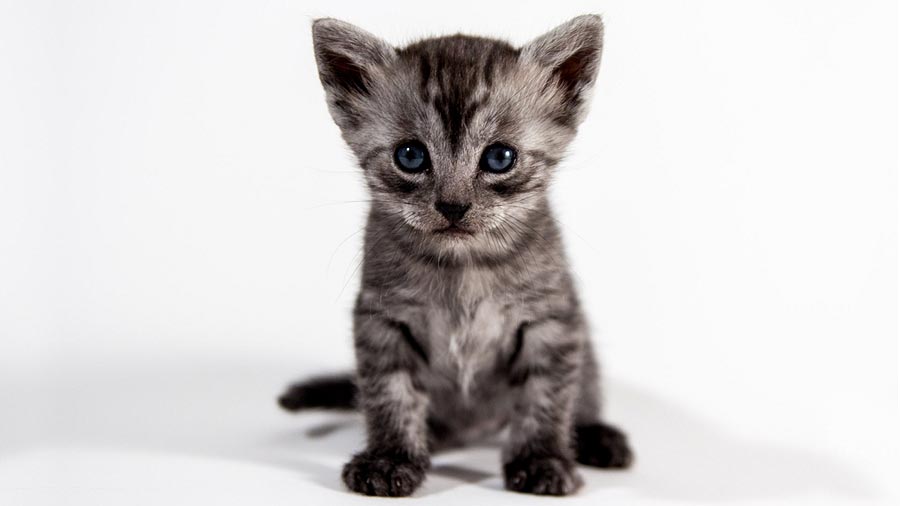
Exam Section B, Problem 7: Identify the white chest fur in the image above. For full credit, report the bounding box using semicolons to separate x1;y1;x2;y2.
424;268;514;398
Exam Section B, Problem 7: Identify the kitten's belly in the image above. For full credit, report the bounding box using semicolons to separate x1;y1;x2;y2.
422;370;516;447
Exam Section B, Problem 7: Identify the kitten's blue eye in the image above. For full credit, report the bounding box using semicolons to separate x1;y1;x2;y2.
480;143;517;173
394;141;430;173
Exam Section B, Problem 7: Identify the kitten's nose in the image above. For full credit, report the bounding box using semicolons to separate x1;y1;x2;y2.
435;201;471;224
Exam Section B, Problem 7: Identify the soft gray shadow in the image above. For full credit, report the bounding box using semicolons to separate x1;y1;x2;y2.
17;359;885;500
430;463;494;483
305;420;355;438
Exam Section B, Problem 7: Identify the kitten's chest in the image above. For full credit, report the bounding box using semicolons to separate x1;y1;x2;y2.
419;269;520;396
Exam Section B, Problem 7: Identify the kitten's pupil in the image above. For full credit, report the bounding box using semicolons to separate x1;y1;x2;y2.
394;141;429;173
480;144;516;173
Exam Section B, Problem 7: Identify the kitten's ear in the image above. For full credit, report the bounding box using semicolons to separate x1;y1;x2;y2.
311;19;395;123
522;15;604;124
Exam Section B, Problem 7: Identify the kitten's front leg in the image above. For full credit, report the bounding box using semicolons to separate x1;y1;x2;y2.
504;318;584;496
343;312;430;497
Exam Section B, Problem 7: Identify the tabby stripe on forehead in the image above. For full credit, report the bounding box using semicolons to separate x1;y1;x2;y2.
434;96;485;154
429;54;487;153
402;40;522;155
483;51;496;87
418;54;432;102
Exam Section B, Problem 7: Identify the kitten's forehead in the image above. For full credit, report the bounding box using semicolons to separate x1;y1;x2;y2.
312;16;603;161
395;35;522;154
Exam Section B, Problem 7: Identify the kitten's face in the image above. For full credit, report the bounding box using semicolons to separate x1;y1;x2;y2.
312;17;603;261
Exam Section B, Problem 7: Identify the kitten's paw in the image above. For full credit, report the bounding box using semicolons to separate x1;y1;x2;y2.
503;455;583;496
341;450;428;497
575;422;634;469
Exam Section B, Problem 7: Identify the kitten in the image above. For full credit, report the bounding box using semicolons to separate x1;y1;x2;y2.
278;15;633;497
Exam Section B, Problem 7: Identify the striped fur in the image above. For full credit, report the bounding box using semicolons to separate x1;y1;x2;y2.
283;15;632;496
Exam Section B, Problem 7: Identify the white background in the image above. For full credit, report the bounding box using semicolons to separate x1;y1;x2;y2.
1;0;897;504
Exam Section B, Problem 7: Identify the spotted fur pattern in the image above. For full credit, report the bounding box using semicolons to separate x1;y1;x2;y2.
281;15;632;496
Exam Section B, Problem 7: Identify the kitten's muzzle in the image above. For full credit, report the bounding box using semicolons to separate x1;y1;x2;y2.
435;201;471;224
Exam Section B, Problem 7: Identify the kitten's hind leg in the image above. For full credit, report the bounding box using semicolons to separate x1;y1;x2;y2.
573;339;634;468
574;422;633;469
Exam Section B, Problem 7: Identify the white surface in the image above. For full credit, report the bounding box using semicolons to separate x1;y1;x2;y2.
1;0;897;504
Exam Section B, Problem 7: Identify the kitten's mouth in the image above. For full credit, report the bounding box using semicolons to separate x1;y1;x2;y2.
434;225;473;236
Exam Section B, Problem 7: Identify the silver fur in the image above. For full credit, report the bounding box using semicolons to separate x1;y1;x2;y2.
282;15;632;497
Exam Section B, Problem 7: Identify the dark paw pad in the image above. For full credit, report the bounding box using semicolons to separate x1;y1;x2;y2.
341;451;427;497
575;422;634;469
504;456;583;496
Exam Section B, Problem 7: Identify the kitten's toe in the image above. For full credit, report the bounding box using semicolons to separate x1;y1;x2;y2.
575;422;634;469
503;455;583;496
341;450;428;497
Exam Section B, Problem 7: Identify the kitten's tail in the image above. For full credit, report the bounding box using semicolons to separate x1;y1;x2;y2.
277;373;357;411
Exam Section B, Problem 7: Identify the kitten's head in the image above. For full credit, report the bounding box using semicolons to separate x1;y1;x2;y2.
311;16;603;262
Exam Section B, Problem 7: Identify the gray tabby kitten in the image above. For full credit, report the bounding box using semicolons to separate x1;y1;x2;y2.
278;14;633;497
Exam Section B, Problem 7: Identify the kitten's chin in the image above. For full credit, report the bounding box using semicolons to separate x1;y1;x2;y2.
423;225;485;258
433;225;474;237
405;221;516;262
